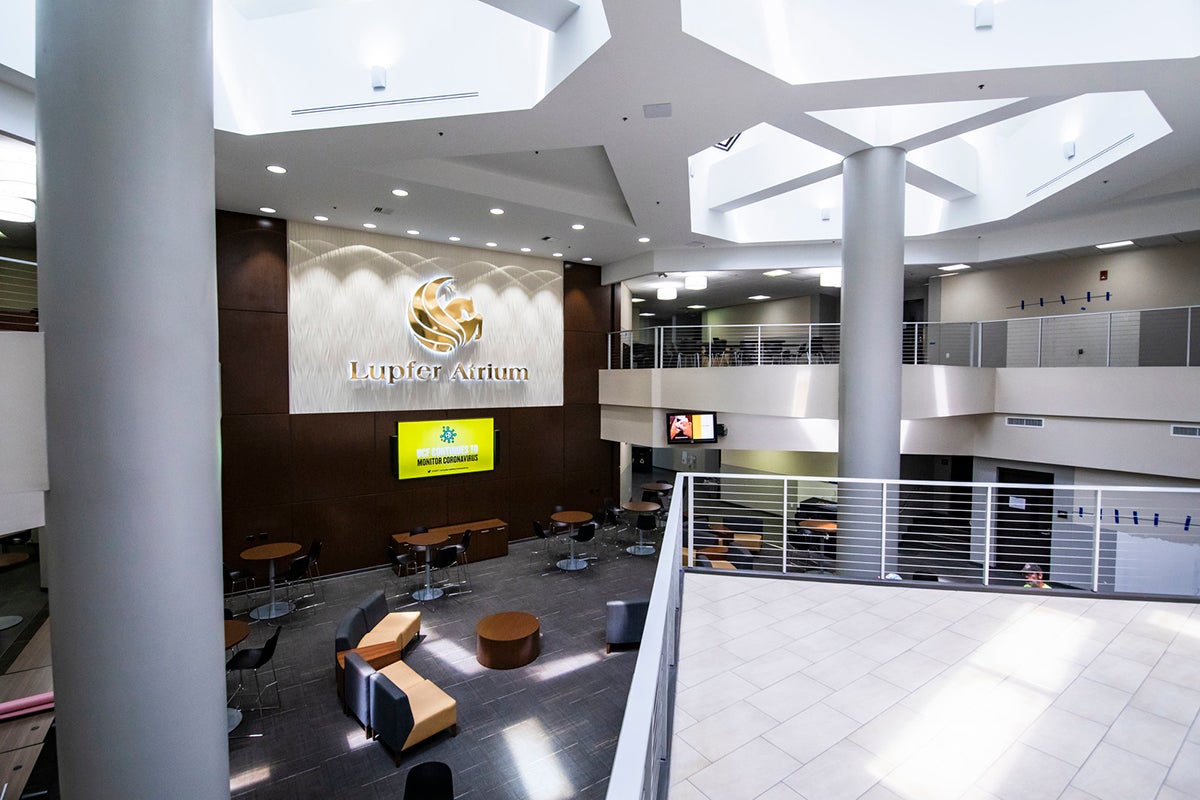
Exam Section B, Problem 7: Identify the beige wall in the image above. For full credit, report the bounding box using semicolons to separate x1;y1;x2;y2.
937;241;1200;323
705;295;814;326
722;450;837;476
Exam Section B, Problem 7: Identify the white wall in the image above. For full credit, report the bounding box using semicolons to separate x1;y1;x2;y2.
0;332;47;533
937;241;1200;323
705;295;814;326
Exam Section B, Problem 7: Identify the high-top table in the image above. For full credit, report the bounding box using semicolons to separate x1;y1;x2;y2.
240;542;301;621
622;500;660;556
405;531;450;601
550;510;593;571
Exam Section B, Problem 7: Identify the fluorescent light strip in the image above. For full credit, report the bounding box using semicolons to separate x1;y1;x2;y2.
1096;240;1134;250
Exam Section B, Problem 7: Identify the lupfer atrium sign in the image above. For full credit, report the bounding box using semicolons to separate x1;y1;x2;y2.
287;224;563;413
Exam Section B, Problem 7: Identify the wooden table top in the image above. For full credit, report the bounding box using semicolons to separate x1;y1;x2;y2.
239;542;301;561
476;611;539;642
641;482;673;492
406;531;450;549
796;519;837;531
550;510;593;526
224;620;250;650
0;553;30;569
622;500;660;513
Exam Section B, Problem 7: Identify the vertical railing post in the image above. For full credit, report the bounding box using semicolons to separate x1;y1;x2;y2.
807;324;813;364
982;486;993;586
1107;313;1113;367
686;475;694;568
655;326;663;369
1187;307;1193;367
782;477;791;575
975;321;982;367
1037;318;1043;367
879;481;888;579
1092;489;1103;593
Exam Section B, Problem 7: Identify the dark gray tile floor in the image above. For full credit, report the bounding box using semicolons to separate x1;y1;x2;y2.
228;530;658;799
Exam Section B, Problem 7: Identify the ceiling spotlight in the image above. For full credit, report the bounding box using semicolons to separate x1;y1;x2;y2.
266;165;287;174
571;223;585;230
313;215;329;222
631;297;645;303
748;294;771;301
448;235;461;242
687;304;706;310
819;268;842;288
763;269;790;277
552;252;563;258
490;207;505;215
639;312;655;317
371;65;387;91
406;230;420;236
581;257;593;262
939;263;971;272
485;242;498;247
259;207;276;214
520;247;531;253
391;188;409;197
657;286;677;300
362;222;377;229
684;275;707;290
638;236;650;243
657;272;668;278
1096;240;1134;250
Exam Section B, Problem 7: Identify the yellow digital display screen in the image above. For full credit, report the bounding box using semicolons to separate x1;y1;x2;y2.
396;418;495;479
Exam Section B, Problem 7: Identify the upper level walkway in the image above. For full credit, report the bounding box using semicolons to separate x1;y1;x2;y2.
609;305;1200;370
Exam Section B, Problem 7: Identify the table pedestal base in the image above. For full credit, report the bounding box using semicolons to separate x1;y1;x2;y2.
626;544;656;556
413;586;444;602
227;707;243;733
0;615;23;631
556;557;588;571
249;600;294;621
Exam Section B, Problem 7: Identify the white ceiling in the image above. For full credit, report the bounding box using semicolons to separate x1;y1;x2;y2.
2;0;1200;321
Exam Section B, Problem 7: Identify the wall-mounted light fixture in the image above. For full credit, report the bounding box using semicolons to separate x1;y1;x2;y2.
1063;141;1076;159
974;0;995;29
371;65;387;91
820;207;832;221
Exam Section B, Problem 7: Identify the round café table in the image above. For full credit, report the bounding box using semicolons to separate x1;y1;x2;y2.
550;510;593;571
224;619;251;732
641;481;673;512
240;542;301;621
407;531;450;601
476;611;540;669
622;500;660;556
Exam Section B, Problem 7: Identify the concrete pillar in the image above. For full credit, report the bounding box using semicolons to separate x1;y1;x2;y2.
36;2;229;797
837;147;906;577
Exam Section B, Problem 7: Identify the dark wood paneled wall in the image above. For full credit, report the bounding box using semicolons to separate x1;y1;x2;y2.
216;211;617;579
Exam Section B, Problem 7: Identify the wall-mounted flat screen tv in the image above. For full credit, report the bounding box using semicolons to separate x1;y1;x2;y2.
396;417;495;479
666;412;717;444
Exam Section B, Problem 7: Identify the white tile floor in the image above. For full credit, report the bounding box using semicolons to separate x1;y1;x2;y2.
670;574;1200;800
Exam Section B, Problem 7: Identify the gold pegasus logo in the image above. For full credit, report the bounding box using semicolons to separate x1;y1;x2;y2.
408;277;483;354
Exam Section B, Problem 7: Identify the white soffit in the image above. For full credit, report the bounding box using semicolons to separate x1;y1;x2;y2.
681;0;1200;86
689;92;1172;244
212;0;608;135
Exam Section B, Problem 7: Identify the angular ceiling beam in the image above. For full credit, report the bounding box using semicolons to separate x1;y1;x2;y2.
476;0;580;30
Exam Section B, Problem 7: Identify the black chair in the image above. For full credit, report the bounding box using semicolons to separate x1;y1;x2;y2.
281;553;318;607
227;626;283;711
530;520;556;568
551;504;570;535
451;529;473;590
430;546;467;594
571;522;597;563
223;562;256;615
306;539;322;581
404;761;454;800
387;544;415;599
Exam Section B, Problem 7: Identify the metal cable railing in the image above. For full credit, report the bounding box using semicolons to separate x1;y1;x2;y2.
607;305;1200;369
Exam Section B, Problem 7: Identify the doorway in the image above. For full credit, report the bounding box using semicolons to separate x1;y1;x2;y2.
995;467;1054;580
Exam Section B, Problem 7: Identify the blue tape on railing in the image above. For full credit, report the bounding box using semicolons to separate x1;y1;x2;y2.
1078;507;1084;518
1154;513;1159;527
1087;291;1092;302
1039;297;1044;307
1021;300;1025;310
1106;292;1111;301
1060;295;1066;304
1187;516;1192;532
1133;510;1139;525
1115;509;1120;524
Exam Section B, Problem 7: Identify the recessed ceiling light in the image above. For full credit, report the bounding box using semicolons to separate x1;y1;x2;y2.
571;223;585;230
939;263;971;272
631;297;645;303
313;215;329;222
490;207;504;215
259;207;276;214
391;188;409;197
551;252;563;258
638;236;650;243
763;269;790;277
657;286;677;300
266;165;287;174
485;242;498;247
684;275;707;290
748;294;771;301
639;312;655;317
820;268;842;288
363;223;377;229
406;229;420;236
581;257;593;262
1096;240;1134;250
448;235;461;242
520;247;531;253
687;304;707;309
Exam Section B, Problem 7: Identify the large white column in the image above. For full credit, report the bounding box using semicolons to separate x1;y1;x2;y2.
837;147;906;577
36;2;229;797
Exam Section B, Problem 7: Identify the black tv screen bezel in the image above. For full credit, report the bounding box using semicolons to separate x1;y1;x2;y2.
666;411;718;444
